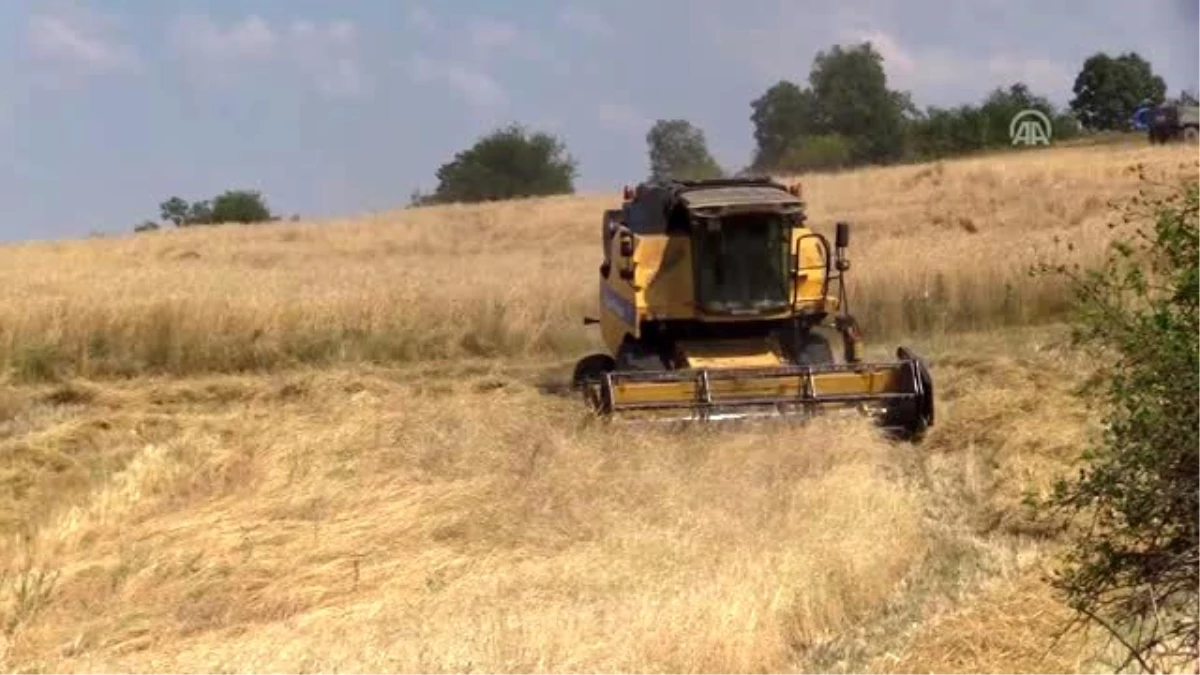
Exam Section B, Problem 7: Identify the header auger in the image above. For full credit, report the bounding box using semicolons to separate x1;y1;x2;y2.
571;177;934;439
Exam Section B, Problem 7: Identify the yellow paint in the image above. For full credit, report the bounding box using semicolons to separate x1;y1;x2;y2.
579;185;932;432
608;365;908;408
675;337;787;368
594;222;842;352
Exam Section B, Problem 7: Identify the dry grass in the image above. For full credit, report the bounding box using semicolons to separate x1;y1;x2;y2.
0;321;1118;672
3;367;926;672
0;326;1113;673
0;142;1193;381
0;141;1191;672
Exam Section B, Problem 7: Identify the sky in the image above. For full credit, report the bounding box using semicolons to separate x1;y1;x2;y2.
0;0;1196;242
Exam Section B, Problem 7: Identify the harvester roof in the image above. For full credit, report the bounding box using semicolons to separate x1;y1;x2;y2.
623;177;805;234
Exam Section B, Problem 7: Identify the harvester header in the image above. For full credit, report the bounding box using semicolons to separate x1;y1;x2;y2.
572;176;934;438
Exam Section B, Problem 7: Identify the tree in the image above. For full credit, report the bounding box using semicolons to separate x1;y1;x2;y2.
209;190;272;224
778;134;852;172
159;196;190;227
980;82;1054;144
747;43;911;171
749;81;817;170
903;82;1080;159
807;42;909;163
1035;172;1198;672
907;104;988;159
424;124;577;204
187;200;213;225
646;119;723;181
1069;52;1167;131
133;220;159;233
156;190;273;226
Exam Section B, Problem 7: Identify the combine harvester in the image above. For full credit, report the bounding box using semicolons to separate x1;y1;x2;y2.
571;177;934;439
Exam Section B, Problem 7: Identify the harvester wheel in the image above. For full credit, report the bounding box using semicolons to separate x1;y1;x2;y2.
793;332;835;365
891;347;935;440
571;354;616;414
615;341;667;371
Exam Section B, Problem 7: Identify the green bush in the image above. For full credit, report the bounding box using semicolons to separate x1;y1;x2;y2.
778;134;852;172
421;124;577;205
1035;170;1198;672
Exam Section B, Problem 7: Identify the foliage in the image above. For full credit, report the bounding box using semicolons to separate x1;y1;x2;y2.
188;200;213;225
906;104;988;159
1070;52;1168;131
156;190;273;226
903;83;1081;161
133;220;159;233
807;42;909;163
420;124;577;205
159;197;190;227
749;81;816;170
745;40;1093;172
1034;171;1198;672
209;190;273;224
979;83;1057;143
748;42;909;170
778;134;852;172
646;119;724;181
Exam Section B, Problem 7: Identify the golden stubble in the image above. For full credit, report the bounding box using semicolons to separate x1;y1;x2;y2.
4;370;927;673
0;142;1193;379
0;141;1192;672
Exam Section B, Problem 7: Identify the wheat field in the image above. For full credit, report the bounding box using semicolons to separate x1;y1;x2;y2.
0;141;1195;673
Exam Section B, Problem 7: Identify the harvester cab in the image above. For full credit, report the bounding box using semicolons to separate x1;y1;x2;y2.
572;177;934;439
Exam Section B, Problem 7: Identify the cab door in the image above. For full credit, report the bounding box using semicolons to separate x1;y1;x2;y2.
600;214;640;343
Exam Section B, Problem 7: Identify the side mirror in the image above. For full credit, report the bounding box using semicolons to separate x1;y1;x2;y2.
834;222;850;272
835;222;850;249
618;232;637;281
619;233;635;257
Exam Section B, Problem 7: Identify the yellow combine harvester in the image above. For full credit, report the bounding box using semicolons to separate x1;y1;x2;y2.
571;177;934;439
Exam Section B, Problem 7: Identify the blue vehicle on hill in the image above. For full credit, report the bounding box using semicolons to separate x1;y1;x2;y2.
1147;102;1199;143
1131;104;1152;131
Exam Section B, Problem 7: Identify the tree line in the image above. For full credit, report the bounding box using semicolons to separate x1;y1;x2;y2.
133;189;294;232
410;44;1188;206
134;42;1189;228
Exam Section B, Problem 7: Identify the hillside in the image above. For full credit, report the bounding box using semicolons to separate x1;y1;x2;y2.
0;141;1195;672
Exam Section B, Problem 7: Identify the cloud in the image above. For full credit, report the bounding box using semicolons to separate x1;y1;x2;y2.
597;102;649;133
173;14;277;65
701;3;1078;107
462;16;548;63
27;5;138;85
290;19;364;98
840;28;965;90
558;7;613;39
467;17;519;55
406;5;438;35
839;28;1071;103
404;15;540;110
408;55;507;109
985;56;1072;96
170;14;365;98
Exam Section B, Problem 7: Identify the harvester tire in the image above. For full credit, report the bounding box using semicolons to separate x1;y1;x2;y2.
571;354;615;414
892;346;934;439
615;341;667;371
794;332;835;365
